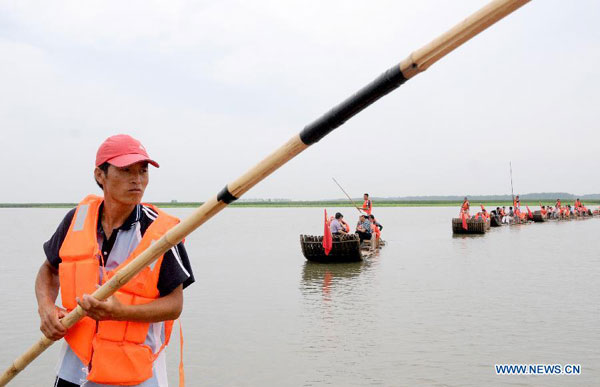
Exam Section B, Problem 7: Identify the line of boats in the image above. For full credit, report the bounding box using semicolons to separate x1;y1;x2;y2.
299;206;599;262
452;208;599;234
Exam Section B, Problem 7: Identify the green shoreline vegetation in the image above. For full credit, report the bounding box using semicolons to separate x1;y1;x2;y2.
2;200;599;209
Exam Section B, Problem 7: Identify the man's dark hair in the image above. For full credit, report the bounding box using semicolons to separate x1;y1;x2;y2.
364;193;369;197
95;162;110;189
335;212;343;219
369;214;375;220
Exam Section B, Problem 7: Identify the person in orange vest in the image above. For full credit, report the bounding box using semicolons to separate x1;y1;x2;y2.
481;207;489;220
361;193;372;215
369;214;382;238
460;197;470;217
368;214;382;250
35;135;194;387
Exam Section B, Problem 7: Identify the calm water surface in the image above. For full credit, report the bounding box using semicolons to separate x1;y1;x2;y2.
0;207;598;386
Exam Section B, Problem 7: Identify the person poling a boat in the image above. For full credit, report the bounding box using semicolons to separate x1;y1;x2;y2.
460;197;470;217
35;135;194;387
0;1;533;384
361;193;372;215
513;195;524;221
330;212;350;235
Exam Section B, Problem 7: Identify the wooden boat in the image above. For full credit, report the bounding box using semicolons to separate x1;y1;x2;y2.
532;210;547;222
490;215;502;227
300;234;382;263
452;217;490;234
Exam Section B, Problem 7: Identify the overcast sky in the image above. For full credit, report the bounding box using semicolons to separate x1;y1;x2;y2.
1;0;599;202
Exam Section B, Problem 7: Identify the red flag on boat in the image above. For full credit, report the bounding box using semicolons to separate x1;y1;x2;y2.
461;211;468;230
526;205;533;219
323;209;333;255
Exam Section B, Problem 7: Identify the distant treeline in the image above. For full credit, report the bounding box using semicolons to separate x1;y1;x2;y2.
2;197;599;209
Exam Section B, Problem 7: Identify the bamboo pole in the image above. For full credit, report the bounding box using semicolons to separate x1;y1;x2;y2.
332;177;362;213
0;0;530;384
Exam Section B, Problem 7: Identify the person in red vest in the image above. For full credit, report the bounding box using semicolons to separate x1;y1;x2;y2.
35;135;194;386
460;197;470;217
368;214;382;250
369;214;383;237
361;193;372;215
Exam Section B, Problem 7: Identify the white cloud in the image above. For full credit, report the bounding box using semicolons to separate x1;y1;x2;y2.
1;0;599;202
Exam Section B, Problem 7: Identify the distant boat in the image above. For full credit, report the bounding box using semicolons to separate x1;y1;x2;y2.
300;234;383;263
451;217;490;234
532;210;547;222
490;214;502;227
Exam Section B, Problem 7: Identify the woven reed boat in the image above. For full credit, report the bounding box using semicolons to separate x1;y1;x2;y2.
300;234;382;263
451;218;490;234
532;210;547;222
490;215;502;227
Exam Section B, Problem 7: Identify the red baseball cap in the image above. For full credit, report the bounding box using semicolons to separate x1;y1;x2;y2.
95;134;159;168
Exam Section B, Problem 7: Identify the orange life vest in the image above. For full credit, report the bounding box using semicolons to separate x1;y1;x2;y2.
371;221;381;240
461;201;469;211
362;199;372;215
343;221;350;233
58;195;179;385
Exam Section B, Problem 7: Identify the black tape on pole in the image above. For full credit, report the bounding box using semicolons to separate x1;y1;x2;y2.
217;186;238;204
299;64;407;145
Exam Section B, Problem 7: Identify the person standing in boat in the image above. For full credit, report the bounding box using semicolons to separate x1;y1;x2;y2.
35;134;194;387
460;197;470;217
361;193;372;215
513;195;523;222
355;214;372;243
330;212;348;235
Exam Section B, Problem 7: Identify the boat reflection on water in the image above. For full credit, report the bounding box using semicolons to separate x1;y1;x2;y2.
451;233;486;239
300;252;380;301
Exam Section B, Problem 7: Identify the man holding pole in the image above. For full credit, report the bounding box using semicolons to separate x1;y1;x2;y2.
361;193;372;215
35;134;194;386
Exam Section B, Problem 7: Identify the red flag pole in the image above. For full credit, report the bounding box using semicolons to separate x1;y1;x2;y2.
323;209;333;255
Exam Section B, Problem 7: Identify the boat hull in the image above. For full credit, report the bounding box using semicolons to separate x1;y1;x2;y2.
452;218;490;234
300;234;363;263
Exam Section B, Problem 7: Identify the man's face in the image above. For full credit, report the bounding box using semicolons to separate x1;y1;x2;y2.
95;161;149;205
364;194;368;200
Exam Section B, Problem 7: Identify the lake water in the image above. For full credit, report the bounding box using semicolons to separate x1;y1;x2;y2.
0;207;598;386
